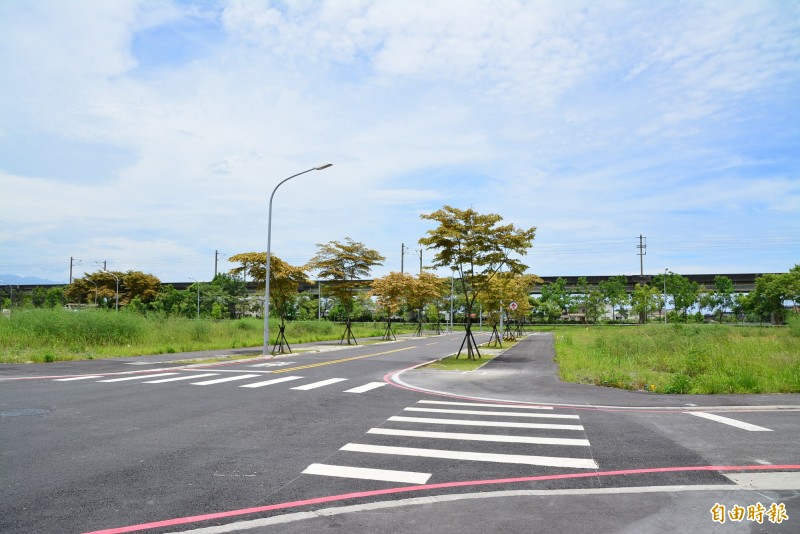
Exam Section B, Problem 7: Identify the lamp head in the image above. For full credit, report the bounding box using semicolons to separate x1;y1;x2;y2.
314;163;333;170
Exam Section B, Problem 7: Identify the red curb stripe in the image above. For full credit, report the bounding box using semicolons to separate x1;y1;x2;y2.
84;464;800;533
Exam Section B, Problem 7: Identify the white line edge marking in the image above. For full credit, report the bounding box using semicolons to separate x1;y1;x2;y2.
388;363;800;412
240;376;305;388
302;463;431;484
291;378;348;390
165;484;789;534
687;411;773;432
340;443;598;469
367;428;590;446
388;415;584;431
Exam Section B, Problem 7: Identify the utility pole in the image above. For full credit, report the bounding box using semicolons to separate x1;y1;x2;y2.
69;257;80;284
401;243;410;273
637;235;646;276
417;248;423;274
214;250;221;278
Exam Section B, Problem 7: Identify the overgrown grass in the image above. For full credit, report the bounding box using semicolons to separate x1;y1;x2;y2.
0;309;419;363
553;321;800;394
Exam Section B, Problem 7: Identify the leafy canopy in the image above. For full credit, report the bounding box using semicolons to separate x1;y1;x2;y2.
419;205;536;316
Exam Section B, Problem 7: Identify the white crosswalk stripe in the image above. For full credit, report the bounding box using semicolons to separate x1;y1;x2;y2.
303;402;596;485
366;428;590;446
240;376;305;388
290;378;348;390
54;375;102;381
54;372;388;396
340;443;598;469
97;373;179;382
144;373;218;383
416;399;554;410
403;407;579;419
191;374;261;385
388;415;584;431
302;463;431;484
344;382;386;393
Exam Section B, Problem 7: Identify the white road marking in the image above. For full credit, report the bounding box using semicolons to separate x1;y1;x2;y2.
404;407;578;419
97;373;179;382
144;373;219;383
240;376;305;388
54;375;102;381
249;362;295;368
343;382;386;393
367;428;590;446
191;374;261;385
291;378;348;390
723;472;800;489
687;411;773;431
164;485;781;533
340;443;598;469
302;463;431;484
388;415;584;431
417;400;553;410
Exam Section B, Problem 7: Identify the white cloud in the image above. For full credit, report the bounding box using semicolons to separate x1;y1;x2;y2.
1;0;798;282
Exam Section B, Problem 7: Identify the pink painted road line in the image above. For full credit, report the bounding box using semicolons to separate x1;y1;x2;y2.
84;464;800;534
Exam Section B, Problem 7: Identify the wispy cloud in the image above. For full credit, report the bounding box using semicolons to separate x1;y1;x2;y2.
1;0;798;282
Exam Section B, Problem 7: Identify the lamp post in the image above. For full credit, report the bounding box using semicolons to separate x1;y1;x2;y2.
88;279;98;306
263;163;332;355
188;277;200;319
103;269;119;312
663;268;668;324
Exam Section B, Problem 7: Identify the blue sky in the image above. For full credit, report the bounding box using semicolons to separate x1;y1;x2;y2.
1;0;798;284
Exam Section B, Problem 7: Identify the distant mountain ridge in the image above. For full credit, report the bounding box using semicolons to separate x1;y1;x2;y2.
0;274;63;285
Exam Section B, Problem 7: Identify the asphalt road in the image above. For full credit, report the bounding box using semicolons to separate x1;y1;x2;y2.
1;332;798;534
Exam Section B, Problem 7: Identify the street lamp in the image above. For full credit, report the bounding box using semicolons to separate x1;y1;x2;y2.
88;279;98;306
263;163;332;355
103;269;119;312
188;277;200;319
663;268;668;324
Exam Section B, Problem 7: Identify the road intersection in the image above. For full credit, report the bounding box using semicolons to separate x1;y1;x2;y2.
1;332;798;533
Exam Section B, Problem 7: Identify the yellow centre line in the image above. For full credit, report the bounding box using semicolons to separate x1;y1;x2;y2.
270;346;416;374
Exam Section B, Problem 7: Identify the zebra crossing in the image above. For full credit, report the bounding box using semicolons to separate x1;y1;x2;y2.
52;371;387;394
302;399;597;485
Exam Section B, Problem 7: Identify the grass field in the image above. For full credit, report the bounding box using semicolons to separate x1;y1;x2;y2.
0;308;417;363
3;309;799;396
552;321;800;394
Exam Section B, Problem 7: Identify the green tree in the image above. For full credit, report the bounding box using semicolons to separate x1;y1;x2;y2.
599;275;627;321
540;278;571;320
407;272;448;329
573;276;603;323
227;252;267;288
742;265;800;324
307;238;385;344
419;206;536;358
629;283;662;323
701;275;735;322
653;272;700;321
370;271;412;340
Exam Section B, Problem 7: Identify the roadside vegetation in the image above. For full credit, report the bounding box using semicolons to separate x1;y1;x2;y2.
552;319;800;394
0;308;416;364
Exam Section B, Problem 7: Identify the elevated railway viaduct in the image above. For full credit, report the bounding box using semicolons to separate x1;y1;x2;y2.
8;273;771;298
